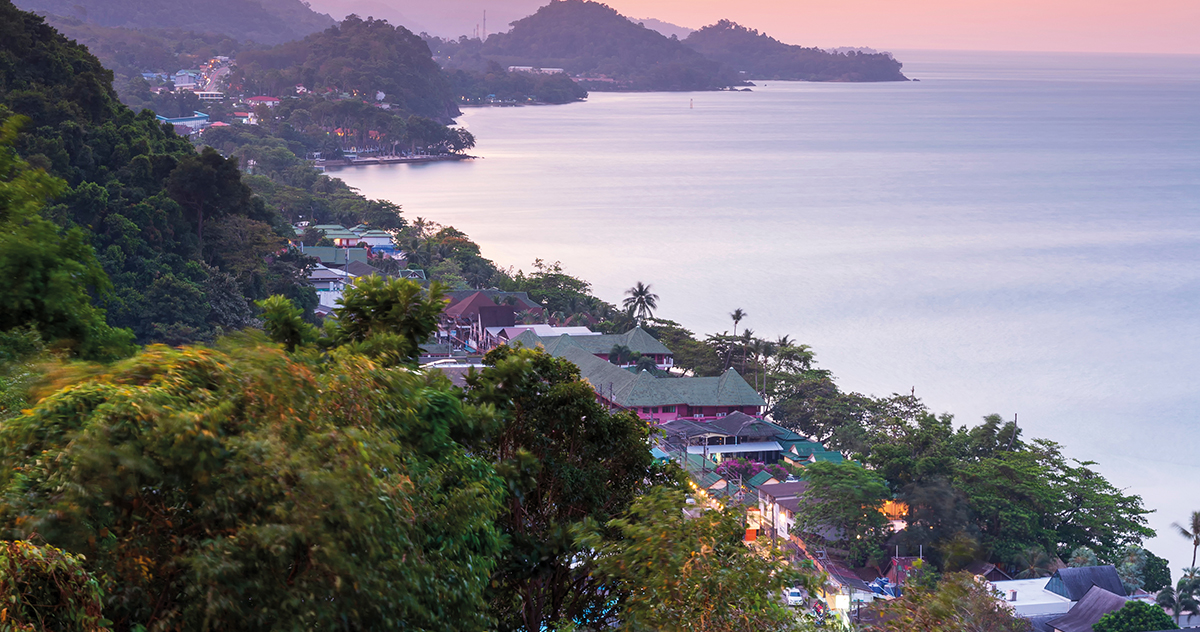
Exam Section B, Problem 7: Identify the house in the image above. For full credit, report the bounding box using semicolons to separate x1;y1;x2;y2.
308;264;352;291
194;91;224;101
156;111;209;133
994;566;1125;619
246;96;281;108
1044;566;1126;601
524;343;766;422
297;246;370;268
307;224;361;247
663;412;789;463
756;481;808;539
1037;585;1128;632
508;326;673;369
966;560;1014;582
351;227;394;247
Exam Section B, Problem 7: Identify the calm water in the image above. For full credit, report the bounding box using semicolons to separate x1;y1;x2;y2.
330;50;1200;574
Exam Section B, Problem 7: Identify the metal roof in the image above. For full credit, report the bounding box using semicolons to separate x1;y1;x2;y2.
1046;565;1126;601
687;441;783;455
1045;586;1128;632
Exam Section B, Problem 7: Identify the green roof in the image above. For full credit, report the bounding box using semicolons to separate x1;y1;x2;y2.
545;345;765;408
297;246;369;265
746;470;778;488
510;327;672;357
810;451;845;463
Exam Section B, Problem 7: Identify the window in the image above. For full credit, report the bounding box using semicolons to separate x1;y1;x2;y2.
662;406;676;413
652;407;659;414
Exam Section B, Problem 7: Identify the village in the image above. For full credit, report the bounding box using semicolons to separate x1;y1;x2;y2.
289;222;1184;631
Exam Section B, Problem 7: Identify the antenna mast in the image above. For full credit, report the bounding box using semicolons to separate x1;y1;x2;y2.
483;10;487;40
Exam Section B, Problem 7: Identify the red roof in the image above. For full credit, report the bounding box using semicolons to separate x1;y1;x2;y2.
444;292;497;318
210;121;230;127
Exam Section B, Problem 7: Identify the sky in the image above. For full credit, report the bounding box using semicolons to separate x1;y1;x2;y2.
306;0;1200;54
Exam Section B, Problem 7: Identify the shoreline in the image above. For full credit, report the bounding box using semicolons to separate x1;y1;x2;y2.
318;154;476;169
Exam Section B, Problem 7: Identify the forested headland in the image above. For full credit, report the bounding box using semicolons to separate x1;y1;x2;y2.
684;20;908;82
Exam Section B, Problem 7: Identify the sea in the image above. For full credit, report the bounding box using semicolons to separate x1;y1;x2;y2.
327;50;1200;576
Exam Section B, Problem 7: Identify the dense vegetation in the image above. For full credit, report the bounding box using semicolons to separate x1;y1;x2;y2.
0;1;317;346
231;15;461;122
12;0;332;45
684;20;908;82
476;0;744;91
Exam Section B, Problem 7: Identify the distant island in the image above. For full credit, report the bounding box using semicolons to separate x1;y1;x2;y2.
684;20;908;82
470;0;743;91
430;1;906;91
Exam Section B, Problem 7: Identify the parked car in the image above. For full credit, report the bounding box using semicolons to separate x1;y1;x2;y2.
783;587;805;607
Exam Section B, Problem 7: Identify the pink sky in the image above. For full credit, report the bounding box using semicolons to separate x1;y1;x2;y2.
607;0;1200;54
307;0;1200;54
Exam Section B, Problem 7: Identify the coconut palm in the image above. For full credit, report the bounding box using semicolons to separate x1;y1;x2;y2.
730;308;747;337
1014;547;1055;579
622;282;659;324
1156;577;1200;626
1175;511;1200;569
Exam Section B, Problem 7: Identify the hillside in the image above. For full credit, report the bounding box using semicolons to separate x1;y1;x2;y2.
684;20;907;82
0;0;315;345
12;0;333;44
233;16;460;122
479;0;743;91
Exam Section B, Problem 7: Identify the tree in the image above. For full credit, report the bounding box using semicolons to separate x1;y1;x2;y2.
874;572;1031;632
328;275;447;365
463;345;657;632
1156;578;1199;627
1117;546;1149;593
1093;600;1178;632
1069;546;1100;568
256;294;316;351
1174;511;1200;569
584;488;818;632
729;307;746;337
1142;550;1172;593
0;540;108;631
0;342;503;630
791;461;891;566
0;115;134;361
622;281;659;323
165;147;254;252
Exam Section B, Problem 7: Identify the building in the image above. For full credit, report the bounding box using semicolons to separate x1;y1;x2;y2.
1029;585;1129;632
994;566;1127;620
508;66;566;75
246;96;281;108
194;91;224;101
297;246;370;269
756;481;809;539
508;326;674;370
156;111;209;133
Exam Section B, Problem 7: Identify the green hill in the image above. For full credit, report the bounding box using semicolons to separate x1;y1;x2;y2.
683;20;907;82
479;0;742;91
233;16;460;122
12;0;333;44
0;0;315;345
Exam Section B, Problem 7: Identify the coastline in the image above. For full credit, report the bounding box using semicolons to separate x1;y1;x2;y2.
318;154;476;169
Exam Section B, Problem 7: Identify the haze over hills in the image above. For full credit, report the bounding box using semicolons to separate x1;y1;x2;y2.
12;0;334;44
628;16;694;40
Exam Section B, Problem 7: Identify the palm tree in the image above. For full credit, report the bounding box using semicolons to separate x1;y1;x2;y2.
622;282;659;324
730;308;747;337
1156;577;1200;626
1014;547;1054;579
1175;511;1200;569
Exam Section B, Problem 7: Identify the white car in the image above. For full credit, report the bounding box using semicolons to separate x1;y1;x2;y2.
783;588;805;607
